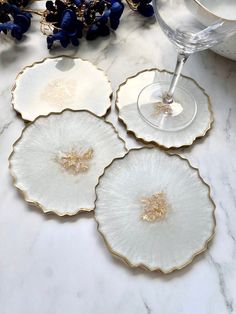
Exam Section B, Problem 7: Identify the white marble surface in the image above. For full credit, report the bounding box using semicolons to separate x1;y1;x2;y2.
1;3;236;314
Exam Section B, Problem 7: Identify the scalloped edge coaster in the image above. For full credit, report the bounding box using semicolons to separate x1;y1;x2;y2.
95;147;216;273
12;56;112;121
9;109;127;216
116;69;213;149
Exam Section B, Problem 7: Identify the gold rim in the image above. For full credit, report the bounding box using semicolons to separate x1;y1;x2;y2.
9;108;128;217
194;0;236;22
125;0;139;10
94;147;216;274
115;68;214;150
11;55;113;122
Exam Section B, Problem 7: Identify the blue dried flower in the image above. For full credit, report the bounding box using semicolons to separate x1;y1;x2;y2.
137;3;154;17
127;0;154;17
47;9;82;48
0;2;32;40
45;0;124;48
1;0;154;48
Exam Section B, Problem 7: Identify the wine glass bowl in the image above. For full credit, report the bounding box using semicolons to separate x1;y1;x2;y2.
137;0;236;132
157;0;236;53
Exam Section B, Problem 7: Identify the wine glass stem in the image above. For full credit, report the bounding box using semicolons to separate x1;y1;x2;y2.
164;52;189;104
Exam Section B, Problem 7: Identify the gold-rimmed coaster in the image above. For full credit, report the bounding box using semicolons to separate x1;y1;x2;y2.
9;110;126;216
95;147;216;273
116;69;213;149
12;56;112;121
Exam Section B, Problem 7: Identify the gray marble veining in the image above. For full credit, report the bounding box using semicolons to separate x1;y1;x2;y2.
0;3;236;314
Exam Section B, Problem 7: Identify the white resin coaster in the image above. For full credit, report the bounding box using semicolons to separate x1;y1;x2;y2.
12;56;112;121
116;69;213;149
9;110;126;216
95;148;215;273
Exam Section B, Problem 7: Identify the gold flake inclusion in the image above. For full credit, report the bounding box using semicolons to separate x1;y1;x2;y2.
141;192;169;222
154;102;172;115
42;79;76;106
56;148;93;174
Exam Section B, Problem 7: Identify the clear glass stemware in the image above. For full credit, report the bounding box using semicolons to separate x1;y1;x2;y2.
137;0;236;131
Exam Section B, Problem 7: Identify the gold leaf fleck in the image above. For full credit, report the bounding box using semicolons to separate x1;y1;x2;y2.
56;148;93;175
154;102;172;115
141;192;169;222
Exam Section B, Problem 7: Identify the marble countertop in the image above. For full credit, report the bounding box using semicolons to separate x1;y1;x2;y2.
1;3;236;314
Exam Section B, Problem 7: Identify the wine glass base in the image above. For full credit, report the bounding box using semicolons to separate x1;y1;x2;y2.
116;68;213;148
137;81;197;131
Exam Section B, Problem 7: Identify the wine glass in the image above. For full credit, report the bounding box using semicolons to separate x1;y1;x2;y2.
137;0;236;131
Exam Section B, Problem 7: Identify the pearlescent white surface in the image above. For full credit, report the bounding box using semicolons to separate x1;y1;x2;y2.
1;1;236;313
9;110;126;215
12;56;112;121
95;148;215;272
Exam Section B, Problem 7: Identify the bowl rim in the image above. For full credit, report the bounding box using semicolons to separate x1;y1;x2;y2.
194;0;236;22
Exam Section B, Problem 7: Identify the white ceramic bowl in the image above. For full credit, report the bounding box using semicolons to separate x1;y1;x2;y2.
186;0;236;60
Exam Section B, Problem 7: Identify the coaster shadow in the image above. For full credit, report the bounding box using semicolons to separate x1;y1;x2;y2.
24;197;94;224
99;238;214;281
